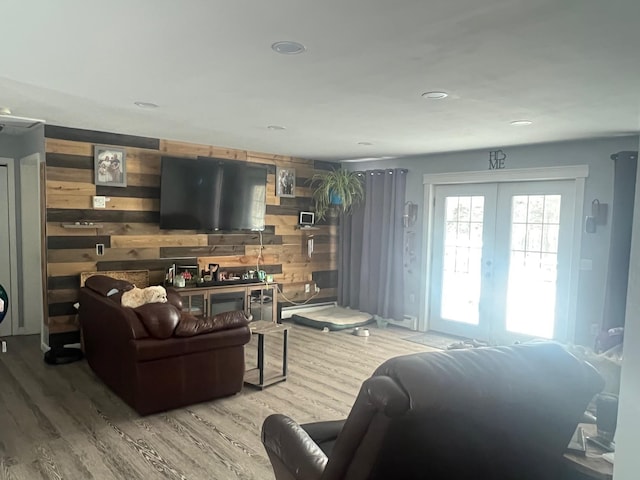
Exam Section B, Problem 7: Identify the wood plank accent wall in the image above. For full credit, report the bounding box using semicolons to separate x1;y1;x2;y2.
44;126;338;345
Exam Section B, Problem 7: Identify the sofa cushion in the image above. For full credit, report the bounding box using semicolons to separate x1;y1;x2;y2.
174;311;249;337
84;275;134;303
134;303;180;339
130;326;251;362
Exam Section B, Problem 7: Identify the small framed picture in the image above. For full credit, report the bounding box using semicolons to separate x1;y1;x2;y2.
94;145;127;187
276;166;295;198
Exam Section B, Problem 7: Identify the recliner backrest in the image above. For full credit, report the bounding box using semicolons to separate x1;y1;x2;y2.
322;342;604;480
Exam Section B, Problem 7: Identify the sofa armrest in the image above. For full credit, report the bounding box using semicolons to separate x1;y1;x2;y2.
365;375;411;416
165;287;184;310
262;414;327;480
174;310;249;337
79;288;148;343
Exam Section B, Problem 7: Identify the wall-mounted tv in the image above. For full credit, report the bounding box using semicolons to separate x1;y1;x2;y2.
160;157;267;231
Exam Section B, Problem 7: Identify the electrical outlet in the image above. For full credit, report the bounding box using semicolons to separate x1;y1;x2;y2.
93;196;106;209
305;283;310;293
409;293;416;303
1;341;6;353
315;286;320;293
96;243;105;256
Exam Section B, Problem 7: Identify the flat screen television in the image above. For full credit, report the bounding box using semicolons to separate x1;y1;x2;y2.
160;157;267;231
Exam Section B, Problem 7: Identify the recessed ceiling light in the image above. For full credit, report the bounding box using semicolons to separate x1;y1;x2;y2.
271;41;306;55
134;101;159;109
421;91;449;99
267;125;286;130
0;107;12;115
357;142;373;146
510;120;533;126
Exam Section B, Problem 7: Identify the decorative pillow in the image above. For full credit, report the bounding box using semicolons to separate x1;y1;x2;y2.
134;303;180;339
174;311;249;337
121;286;168;309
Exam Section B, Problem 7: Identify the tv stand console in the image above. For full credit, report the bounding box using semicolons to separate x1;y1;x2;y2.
174;283;278;323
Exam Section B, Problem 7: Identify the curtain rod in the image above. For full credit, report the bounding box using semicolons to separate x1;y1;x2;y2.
355;168;408;175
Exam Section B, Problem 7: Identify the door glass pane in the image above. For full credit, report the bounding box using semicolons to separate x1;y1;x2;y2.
440;196;484;324
506;194;561;338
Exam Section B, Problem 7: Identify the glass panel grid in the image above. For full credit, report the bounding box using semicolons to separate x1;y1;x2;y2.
441;196;484;325
506;195;561;338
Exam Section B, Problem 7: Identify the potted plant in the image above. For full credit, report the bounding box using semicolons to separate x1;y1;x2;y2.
311;168;365;220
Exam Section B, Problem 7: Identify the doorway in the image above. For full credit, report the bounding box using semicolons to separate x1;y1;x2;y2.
0;165;12;337
422;167;587;343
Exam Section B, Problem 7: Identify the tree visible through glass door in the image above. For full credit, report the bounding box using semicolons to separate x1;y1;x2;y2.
505;194;561;338
441;195;485;325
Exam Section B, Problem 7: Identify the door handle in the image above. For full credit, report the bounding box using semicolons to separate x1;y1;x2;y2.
484;260;493;278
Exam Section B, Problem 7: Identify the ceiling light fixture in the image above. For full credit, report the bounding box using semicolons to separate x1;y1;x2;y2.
134;101;159;109
0;107;12;115
510;120;533;126
421;91;449;99
267;125;286;130
271;41;306;55
357;142;373;146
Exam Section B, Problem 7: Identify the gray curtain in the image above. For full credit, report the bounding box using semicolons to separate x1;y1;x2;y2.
338;168;407;320
602;151;638;330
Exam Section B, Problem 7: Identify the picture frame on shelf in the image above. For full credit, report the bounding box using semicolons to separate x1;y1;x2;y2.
207;263;220;281
276;166;295;198
94;145;127;187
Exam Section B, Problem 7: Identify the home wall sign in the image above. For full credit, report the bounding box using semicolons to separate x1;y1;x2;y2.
489;150;507;170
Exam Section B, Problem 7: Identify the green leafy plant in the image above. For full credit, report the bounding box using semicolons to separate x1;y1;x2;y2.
311;168;364;220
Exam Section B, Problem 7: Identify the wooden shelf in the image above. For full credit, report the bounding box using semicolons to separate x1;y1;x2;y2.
61;223;104;229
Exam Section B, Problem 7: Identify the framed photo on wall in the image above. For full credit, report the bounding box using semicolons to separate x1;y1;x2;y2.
94;145;127;187
276;166;295;198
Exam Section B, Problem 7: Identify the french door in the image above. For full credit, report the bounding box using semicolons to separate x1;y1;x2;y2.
429;180;575;343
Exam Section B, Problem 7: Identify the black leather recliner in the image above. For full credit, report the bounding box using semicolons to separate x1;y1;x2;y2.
262;342;604;480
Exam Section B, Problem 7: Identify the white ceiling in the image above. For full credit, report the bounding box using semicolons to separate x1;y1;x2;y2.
1;0;639;160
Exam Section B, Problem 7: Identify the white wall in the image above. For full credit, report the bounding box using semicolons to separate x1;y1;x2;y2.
350;136;640;345
0;135;21;159
613;160;640;479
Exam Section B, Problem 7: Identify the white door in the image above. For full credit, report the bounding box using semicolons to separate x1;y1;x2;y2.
0;165;12;337
430;183;497;339
430;180;575;343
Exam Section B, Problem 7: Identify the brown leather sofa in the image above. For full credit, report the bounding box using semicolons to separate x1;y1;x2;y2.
262;342;604;480
79;275;251;415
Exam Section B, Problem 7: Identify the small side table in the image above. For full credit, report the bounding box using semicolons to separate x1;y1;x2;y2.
244;320;290;389
564;424;613;480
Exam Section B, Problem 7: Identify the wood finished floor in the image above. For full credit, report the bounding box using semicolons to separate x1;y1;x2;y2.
0;324;431;480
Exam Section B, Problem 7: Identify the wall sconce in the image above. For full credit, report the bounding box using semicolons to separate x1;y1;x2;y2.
585;199;608;233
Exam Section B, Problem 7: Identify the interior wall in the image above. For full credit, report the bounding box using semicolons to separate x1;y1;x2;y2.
613;159;640;479
16;126;46;338
0;136;20;158
44;126;338;346
350;135;640;345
